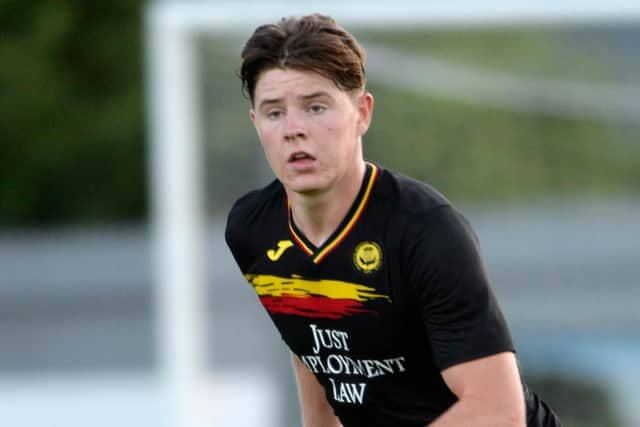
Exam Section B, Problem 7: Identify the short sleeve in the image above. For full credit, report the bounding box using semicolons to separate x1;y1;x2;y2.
225;197;254;273
406;206;514;370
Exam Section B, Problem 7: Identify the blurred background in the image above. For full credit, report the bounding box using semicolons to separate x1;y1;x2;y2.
1;1;639;426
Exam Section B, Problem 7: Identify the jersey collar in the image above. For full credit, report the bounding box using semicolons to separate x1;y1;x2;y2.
287;162;379;264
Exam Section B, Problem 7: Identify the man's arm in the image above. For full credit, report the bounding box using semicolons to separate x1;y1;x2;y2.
291;353;343;427
428;352;526;427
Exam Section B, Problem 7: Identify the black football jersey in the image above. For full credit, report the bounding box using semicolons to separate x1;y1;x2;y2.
226;162;560;427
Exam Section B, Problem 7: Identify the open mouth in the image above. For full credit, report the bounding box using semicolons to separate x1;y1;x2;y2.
289;152;316;162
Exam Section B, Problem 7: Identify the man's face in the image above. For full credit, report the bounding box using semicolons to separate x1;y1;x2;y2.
250;68;373;196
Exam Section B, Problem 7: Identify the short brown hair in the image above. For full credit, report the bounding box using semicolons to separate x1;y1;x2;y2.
240;14;366;104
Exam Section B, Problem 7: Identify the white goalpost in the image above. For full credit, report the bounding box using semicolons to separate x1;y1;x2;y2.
145;1;640;426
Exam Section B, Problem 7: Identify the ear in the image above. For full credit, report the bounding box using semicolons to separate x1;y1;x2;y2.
249;109;262;139
356;92;374;137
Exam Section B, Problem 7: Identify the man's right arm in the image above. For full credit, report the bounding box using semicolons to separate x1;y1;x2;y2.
291;353;343;427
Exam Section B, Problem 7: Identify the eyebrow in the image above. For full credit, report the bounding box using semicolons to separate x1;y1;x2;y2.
299;91;332;102
257;91;333;110
257;98;281;110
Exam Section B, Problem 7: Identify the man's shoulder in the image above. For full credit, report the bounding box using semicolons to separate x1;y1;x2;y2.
225;180;284;269
375;164;450;216
229;178;282;211
226;179;284;236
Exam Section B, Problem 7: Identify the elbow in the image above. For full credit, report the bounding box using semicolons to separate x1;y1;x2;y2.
497;386;526;427
502;403;526;427
506;415;526;427
479;409;525;427
482;395;525;427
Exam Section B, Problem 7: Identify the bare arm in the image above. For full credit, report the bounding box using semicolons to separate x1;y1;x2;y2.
427;352;526;427
291;352;343;427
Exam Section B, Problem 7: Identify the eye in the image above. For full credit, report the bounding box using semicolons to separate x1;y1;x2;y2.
308;104;326;114
266;109;283;120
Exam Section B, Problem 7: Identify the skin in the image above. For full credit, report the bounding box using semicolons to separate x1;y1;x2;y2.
250;68;525;427
250;68;373;247
292;353;343;427
431;352;526;427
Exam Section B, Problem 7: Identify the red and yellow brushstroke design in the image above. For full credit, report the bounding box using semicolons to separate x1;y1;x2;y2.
245;274;391;319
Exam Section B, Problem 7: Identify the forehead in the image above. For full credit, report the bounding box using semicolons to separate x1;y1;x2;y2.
254;68;343;102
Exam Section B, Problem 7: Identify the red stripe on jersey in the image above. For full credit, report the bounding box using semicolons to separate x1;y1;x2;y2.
259;295;378;319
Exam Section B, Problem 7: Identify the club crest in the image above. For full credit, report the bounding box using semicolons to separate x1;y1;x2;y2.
353;241;382;274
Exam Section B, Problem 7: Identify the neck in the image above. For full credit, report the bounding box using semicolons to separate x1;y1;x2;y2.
288;160;367;247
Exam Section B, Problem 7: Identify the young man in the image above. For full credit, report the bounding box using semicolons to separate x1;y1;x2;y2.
225;14;560;427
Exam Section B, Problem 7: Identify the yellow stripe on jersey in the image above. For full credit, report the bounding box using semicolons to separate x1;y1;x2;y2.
313;163;378;263
245;273;391;302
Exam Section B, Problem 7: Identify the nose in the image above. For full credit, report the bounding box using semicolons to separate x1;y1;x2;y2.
283;110;306;142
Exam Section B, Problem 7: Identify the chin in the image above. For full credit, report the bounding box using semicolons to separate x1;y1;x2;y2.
288;185;323;196
284;178;327;196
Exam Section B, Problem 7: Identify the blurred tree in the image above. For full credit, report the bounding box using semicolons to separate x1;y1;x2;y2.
365;84;640;204
0;0;145;225
362;29;640;204
1;7;638;224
